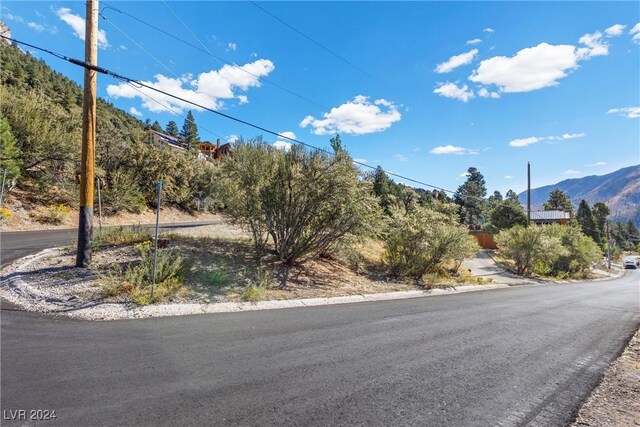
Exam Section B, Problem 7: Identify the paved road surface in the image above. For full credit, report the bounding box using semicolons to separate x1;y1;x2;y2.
1;272;638;426
0;221;221;267
462;250;537;285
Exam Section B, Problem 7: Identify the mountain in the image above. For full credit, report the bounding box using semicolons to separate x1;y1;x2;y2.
519;165;640;223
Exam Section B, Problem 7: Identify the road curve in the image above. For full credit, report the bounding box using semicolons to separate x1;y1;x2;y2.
1;272;638;426
0;221;221;267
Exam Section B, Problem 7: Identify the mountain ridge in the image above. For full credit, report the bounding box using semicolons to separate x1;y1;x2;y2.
518;165;640;223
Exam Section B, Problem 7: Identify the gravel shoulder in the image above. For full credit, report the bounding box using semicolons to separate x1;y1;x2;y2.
571;328;640;427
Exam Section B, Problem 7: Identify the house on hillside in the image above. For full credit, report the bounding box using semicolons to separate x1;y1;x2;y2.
530;210;571;225
145;130;186;151
199;139;234;162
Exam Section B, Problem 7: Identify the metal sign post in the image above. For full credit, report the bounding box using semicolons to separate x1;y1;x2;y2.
96;177;103;235
0;168;7;207
151;180;162;301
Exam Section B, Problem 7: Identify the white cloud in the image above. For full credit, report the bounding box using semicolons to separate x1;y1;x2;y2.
299;95;401;135
433;82;474;102
509;132;585;147
605;24;626;37
129;107;142;117
430;145;477;155
237;95;248;104
435;49;479;73
509;136;542;147
563;169;581;175
56;7;109;49
27;22;44;32
272;131;296;151
470;43;578;93
251;52;258;58
353;158;367;163
630;23;640;44
477;87;500;98
226;135;239;143
228;42;237;51
576;31;608;59
107;59;275;114
466;38;482;45
585;161;607;167
607;106;640;119
483;28;495;33
561;132;586;139
504;175;514;179
4;12;24;23
459;172;470;178
393;154;408;162
119;45;127;51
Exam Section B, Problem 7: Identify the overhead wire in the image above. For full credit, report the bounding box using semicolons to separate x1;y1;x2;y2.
100;1;330;111
248;1;380;83
1;35;454;193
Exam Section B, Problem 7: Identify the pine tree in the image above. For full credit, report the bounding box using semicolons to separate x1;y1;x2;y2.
372;165;394;214
151;120;163;132
165;120;179;137
576;199;599;243
543;189;573;216
626;220;640;248
505;189;520;204
330;133;344;154
454;167;487;225
0;114;21;182
592;202;610;239
180;110;200;151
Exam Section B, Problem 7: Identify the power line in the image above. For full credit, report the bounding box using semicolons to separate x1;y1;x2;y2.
1;35;454;193
100;1;330;111
248;1;380;83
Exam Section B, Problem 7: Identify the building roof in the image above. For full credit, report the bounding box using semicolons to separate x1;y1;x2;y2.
150;130;182;145
530;210;571;220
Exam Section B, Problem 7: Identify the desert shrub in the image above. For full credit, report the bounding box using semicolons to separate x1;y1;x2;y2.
221;139;379;264
124;240;190;287
206;269;230;287
242;284;265;302
0;207;13;224
95;225;152;246
43;204;70;224
496;224;601;277
382;205;480;279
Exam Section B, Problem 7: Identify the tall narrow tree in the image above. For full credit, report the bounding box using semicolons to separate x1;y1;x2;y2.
165;120;179;137
576;199;599;243
180;110;200;151
454;167;487;225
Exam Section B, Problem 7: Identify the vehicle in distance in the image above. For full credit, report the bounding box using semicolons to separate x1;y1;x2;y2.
622;256;640;269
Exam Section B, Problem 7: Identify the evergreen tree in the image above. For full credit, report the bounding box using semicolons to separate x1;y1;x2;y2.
330;133;344;154
454;167;487;225
180;110;200;150
144;118;151;128
505;189;520;204
372;165;394;214
0;114;21;182
576;199;599;243
612;220;629;249
592;202;610;239
626;220;640;248
543;189;573;216
489;201;527;230
151;120;163;132
165;120;179;137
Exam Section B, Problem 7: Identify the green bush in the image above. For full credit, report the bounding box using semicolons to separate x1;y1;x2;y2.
496;224;601;277
206;269;230;287
242;284;265;302
382;205;480;279
43;204;71;224
221;139;379;264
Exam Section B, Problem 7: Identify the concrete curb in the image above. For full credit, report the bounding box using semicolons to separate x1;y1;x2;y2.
0;248;626;321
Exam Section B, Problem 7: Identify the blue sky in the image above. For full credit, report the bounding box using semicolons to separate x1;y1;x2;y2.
2;1;639;195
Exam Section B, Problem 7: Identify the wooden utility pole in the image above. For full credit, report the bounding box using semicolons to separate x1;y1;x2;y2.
527;162;531;226
76;0;98;267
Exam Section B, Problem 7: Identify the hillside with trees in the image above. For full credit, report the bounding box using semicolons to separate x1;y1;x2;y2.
0;41;218;215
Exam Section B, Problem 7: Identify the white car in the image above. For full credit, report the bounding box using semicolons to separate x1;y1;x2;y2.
623;257;640;269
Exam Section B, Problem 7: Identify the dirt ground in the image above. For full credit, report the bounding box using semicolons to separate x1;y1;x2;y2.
571;328;640;426
0;196;220;231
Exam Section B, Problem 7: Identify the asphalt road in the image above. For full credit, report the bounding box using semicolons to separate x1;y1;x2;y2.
1;272;638;426
0;221;221;267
